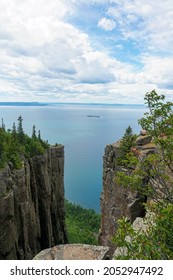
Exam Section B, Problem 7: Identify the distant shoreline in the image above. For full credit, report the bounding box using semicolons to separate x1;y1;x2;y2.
0;102;47;106
0;102;145;107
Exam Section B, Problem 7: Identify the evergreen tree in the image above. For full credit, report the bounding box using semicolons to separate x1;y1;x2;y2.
116;125;137;167
0;116;49;168
0;128;6;167
65;200;100;245
17;115;24;144
32;125;37;139
121;125;135;153
12;122;17;140
1;118;5;131
38;130;41;141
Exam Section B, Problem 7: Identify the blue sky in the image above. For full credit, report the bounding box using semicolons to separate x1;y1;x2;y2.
0;0;173;103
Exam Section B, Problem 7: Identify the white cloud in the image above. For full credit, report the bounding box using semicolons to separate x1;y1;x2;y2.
0;0;172;103
107;0;173;53
139;56;173;88
98;18;116;31
0;0;119;102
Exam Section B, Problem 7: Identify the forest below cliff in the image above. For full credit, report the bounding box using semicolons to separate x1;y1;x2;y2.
65;200;100;245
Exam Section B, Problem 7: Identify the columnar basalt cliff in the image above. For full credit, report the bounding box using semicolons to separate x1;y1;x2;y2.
0;145;68;260
100;132;156;253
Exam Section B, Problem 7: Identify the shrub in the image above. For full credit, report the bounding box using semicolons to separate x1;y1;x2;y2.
113;203;173;260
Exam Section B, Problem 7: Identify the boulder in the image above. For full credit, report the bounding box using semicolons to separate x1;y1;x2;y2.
141;143;156;150
135;135;152;145
33;244;110;260
140;129;147;136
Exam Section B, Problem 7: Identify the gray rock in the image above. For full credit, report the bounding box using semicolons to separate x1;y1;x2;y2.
100;142;146;255
0;145;67;260
33;244;110;260
140;129;147;136
135;135;152;145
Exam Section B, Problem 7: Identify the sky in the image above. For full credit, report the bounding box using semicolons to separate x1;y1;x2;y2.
0;0;173;104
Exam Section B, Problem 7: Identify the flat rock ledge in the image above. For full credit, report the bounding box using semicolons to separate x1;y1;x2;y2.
33;244;110;260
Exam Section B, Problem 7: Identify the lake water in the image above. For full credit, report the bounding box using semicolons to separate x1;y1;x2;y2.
0;103;146;212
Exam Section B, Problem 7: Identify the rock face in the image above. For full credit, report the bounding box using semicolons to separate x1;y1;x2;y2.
100;134;155;254
0;145;68;260
33;244;110;260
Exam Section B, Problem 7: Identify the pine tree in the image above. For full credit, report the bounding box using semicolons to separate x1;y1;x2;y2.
32;125;37;139
116;126;136;167
0;127;6;167
1;118;5;131
12;122;17;140
38;130;41;141
17;115;24;144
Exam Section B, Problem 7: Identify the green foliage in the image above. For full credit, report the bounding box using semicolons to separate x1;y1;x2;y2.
1;118;5;131
116;125;137;168
113;203;173;260
38;130;41;141
12;122;17;140
116;91;173;203
139;90;173;139
113;90;173;259
0;128;6;167
17;115;25;144
0;116;50;169
32;125;37;139
65;200;100;245
139;90;173;173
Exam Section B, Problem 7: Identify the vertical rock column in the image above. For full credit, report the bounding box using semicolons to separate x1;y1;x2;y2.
100;139;149;254
31;145;68;250
100;143;130;253
0;145;67;260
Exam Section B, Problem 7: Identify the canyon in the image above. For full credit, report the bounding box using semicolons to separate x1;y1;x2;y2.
0;132;156;259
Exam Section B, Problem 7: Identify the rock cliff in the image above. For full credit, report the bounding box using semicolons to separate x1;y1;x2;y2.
100;132;156;254
0;145;68;260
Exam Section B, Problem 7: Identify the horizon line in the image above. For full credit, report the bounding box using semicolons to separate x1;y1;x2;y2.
0;101;145;106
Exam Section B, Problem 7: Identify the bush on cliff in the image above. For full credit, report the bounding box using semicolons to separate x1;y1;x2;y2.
113;202;173;259
113;90;173;259
116;90;173;203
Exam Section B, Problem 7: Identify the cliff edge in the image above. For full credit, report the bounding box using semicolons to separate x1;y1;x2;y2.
0;145;68;260
100;132;156;253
